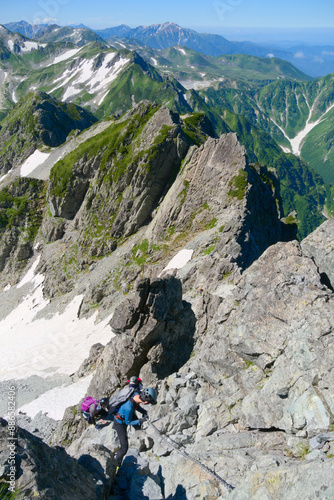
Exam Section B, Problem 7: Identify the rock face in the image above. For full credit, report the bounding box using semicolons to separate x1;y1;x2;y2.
191;239;334;438
56;219;334;499
301;217;334;291
55;275;196;446
0;178;45;276
0;418;99;499
149;132;288;292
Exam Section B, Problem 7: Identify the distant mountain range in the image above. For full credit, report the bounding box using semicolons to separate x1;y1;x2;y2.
5;20;334;78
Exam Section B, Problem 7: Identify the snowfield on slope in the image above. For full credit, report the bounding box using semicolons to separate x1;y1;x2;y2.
49;52;129;102
20;150;51;177
46;47;83;66
0;248;193;420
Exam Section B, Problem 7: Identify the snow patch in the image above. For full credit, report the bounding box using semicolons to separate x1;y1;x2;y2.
61;53;129;101
18;375;93;420
17;256;43;288
0;170;10;183
151;57;158;66
8;40;14;51
21;41;39;52
290;101;334;155
159;249;193;276
0;289;113;380
20;150;51;177
47;47;82;67
177;48;186;55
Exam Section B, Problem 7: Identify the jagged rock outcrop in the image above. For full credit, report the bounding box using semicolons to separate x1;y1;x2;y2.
90;275;196;393
54;275;195;446
47;102;192;228
54;219;334;499
148;132;290;292
301;217;334;290
0;418;99;499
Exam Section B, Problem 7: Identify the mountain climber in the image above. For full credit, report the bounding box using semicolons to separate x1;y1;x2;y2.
126;375;143;391
112;387;157;468
81;397;109;428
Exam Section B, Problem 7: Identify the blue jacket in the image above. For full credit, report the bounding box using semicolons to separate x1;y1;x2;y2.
114;399;146;426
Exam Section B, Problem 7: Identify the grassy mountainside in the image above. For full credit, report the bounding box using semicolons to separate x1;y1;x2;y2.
34;24;107;47
0;91;97;174
142;47;312;90
200;74;334;183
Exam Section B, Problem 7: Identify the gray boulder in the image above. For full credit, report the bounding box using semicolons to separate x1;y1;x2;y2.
0;418;97;499
301;217;334;290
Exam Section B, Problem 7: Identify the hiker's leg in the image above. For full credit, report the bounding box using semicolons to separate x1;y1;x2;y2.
113;422;128;466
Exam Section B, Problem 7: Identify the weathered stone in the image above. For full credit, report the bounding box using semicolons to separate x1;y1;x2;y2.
0;418;97;500
228;459;334;500
301;217;334;290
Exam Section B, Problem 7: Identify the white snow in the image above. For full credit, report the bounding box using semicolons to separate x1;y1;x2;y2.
0;171;10;183
0;257;114;381
0;290;113;380
21;41;39;52
290;101;334;155
20;150;51;177
8;40;14;51
159;249;193;276
18;375;93;420
11;90;18;103
61;53;129;101
17;256;43;288
47;47;82;67
177;48;186;55
151;57;158;66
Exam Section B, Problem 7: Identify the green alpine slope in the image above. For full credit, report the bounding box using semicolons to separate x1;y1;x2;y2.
200;73;334;183
0;90;97;174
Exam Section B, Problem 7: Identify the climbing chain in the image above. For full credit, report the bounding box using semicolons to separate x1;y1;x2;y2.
146;419;235;493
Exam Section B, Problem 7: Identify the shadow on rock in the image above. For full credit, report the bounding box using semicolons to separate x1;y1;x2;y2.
88;275;197;394
109;450;163;499
167;484;188;499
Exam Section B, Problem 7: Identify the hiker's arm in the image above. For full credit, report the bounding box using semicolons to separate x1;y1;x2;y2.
136;405;148;416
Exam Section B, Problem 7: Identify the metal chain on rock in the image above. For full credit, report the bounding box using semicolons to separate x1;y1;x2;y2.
146;419;235;493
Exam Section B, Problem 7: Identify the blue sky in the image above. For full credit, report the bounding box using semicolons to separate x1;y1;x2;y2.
2;0;334;37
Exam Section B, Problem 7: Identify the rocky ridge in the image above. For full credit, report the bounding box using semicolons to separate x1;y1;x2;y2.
47;219;334;500
0;98;333;498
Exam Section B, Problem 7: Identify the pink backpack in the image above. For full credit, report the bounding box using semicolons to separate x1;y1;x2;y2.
81;397;97;412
